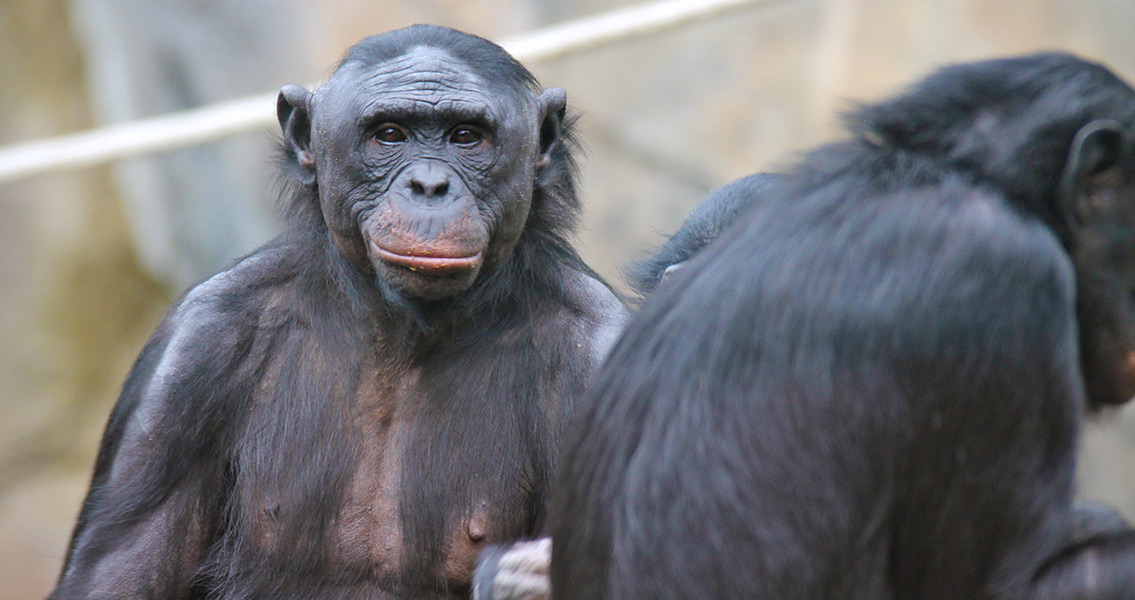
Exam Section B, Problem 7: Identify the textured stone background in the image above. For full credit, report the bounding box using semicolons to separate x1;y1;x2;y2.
2;1;1134;597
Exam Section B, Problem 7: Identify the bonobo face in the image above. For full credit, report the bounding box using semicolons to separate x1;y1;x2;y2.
279;44;564;301
1062;120;1135;407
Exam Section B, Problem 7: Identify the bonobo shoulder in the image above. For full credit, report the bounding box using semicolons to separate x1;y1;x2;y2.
860;183;1077;311
562;267;628;368
171;244;299;331
133;244;299;407
96;245;300;488
947;188;1075;290
828;183;1082;363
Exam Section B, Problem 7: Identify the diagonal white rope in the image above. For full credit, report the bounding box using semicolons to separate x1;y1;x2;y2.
497;0;769;62
0;0;776;186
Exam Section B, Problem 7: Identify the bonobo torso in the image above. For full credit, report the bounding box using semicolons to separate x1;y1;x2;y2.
53;231;624;600
215;248;623;599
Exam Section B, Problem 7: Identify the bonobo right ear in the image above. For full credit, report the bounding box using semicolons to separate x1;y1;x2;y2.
1059;119;1129;228
277;85;316;185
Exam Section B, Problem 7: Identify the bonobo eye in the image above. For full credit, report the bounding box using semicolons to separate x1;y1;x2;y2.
449;126;484;147
373;124;407;144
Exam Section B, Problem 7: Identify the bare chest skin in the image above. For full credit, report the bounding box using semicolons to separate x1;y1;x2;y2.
334;365;413;582
335;366;499;586
244;357;541;597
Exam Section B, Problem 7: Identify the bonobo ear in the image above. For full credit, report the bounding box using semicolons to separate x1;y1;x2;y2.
1060;119;1129;227
277;84;316;186
535;87;567;170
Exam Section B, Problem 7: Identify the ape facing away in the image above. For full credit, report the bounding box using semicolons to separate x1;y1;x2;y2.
552;54;1135;599
51;25;626;600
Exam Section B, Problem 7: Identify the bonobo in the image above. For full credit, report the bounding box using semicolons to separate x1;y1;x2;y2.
50;25;626;600
552;54;1135;599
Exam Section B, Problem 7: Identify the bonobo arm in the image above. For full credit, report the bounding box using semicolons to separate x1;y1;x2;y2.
627;173;778;296
50;271;255;598
1030;502;1135;600
50;337;210;598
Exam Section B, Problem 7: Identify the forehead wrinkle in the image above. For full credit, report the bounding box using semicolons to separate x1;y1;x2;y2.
344;48;506;125
353;46;487;92
317;46;536;138
356;79;495;108
359;97;497;126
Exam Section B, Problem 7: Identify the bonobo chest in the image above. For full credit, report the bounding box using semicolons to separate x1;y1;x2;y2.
246;348;562;595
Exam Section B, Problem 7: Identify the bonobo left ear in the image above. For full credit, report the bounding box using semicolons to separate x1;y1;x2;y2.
1060;119;1130;228
277;84;316;186
535;87;567;170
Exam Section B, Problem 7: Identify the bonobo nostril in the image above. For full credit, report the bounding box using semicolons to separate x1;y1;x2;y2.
410;179;449;197
408;163;451;199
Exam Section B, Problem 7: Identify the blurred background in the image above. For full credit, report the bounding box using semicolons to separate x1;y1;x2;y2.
2;0;1135;597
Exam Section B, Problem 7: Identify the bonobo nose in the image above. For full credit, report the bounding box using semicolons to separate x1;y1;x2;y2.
407;162;451;200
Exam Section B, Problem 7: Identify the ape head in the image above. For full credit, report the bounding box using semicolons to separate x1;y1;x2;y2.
277;25;568;301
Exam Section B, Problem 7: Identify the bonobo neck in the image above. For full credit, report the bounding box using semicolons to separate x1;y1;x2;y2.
328;228;371;269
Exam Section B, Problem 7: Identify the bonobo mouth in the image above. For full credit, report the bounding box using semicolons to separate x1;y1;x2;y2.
370;243;484;277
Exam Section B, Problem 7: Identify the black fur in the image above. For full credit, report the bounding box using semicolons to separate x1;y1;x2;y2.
626;173;779;296
552;53;1135;599
52;25;625;600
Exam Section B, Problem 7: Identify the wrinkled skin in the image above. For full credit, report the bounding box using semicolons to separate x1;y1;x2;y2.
281;46;563;301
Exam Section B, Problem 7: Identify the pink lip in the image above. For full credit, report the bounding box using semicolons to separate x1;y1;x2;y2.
371;244;483;276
